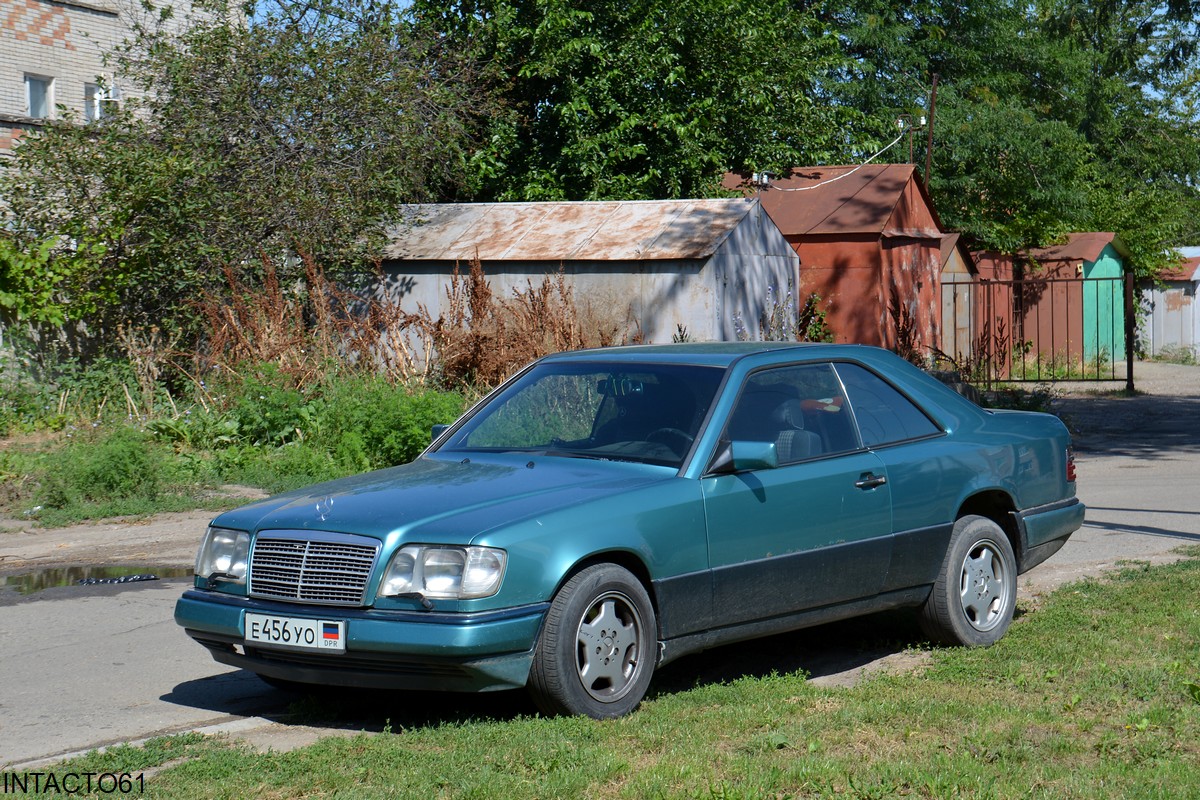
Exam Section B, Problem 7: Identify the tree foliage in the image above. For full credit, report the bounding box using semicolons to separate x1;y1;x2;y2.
0;0;491;336
414;0;871;200
817;0;1200;273
1044;0;1200;272
932;92;1094;256
3;0;1199;342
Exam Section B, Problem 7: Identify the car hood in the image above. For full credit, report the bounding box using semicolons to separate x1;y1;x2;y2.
211;453;674;542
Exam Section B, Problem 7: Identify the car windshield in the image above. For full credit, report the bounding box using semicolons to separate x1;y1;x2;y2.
437;361;726;467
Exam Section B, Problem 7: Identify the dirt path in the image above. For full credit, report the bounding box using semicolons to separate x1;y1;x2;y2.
0;487;265;578
0;510;216;576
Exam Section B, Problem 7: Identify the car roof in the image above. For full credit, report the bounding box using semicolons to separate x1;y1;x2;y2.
538;341;852;367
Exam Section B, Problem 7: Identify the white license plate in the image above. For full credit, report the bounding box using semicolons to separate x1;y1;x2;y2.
245;613;345;653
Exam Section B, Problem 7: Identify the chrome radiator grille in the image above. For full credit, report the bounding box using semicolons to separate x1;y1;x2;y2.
248;532;380;606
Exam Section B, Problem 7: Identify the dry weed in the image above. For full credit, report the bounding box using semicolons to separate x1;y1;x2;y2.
191;254;630;392
422;260;624;388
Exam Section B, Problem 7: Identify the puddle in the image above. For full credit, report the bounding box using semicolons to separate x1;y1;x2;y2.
1;565;193;596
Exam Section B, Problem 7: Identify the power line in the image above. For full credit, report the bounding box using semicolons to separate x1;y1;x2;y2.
762;127;911;192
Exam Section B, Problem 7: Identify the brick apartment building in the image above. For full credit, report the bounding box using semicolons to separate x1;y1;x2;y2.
1;0;211;159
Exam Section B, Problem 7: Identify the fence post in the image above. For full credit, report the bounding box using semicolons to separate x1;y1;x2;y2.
1124;272;1135;392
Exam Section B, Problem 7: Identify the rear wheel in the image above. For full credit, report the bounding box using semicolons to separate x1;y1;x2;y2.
528;564;656;719
919;515;1016;646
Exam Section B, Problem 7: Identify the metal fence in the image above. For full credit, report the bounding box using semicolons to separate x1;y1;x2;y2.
940;274;1135;391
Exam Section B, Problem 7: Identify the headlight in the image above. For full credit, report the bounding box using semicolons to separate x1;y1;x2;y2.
379;545;507;600
195;526;250;585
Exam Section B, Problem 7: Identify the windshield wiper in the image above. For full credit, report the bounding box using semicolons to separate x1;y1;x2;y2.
538;449;610;461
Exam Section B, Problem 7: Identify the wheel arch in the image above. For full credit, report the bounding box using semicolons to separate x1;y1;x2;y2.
956;490;1021;562
548;550;659;625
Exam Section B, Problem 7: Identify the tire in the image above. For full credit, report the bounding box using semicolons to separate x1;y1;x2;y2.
919;515;1017;647
528;563;656;719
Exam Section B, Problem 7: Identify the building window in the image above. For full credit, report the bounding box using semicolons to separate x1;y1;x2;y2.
25;75;53;119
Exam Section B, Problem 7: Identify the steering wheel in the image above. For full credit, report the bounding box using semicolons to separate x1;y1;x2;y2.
646;427;694;455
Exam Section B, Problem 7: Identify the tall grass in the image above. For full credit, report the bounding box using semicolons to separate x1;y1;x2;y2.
0;256;623;524
0;365;468;524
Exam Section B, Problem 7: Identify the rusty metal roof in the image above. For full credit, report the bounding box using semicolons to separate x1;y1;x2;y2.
382;199;761;262
723;164;937;236
1161;250;1200;281
1026;232;1130;263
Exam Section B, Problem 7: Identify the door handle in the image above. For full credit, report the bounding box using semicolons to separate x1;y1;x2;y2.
855;473;887;490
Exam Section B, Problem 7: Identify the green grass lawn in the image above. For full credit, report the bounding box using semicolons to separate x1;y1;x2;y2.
29;553;1200;799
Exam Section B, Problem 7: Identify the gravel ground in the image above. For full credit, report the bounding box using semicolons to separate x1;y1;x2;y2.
1059;358;1200;397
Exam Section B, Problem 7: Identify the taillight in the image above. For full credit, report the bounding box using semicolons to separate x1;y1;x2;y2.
1066;448;1077;483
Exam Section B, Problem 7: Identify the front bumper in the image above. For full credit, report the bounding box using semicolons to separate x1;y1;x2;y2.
175;589;547;692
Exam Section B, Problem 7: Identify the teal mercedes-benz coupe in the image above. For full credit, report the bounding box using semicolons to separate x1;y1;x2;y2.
175;342;1084;718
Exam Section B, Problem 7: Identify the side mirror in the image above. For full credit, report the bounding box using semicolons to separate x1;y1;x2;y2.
732;440;779;471
431;424;450;443
707;439;779;474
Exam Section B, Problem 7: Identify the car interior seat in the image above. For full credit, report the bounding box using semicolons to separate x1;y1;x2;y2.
772;400;823;462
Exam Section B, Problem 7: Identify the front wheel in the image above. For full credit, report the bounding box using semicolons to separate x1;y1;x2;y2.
528;564;656;719
919;515;1017;647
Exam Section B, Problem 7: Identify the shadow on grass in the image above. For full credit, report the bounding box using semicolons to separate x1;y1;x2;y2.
163;609;931;733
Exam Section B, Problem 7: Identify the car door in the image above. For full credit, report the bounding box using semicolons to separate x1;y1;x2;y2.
700;362;893;628
832;362;953;592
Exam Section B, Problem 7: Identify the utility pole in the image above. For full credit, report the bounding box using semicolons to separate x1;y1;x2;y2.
924;73;939;188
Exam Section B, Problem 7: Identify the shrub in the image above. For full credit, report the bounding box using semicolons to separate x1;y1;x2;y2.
312;377;466;470
37;427;165;511
981;384;1058;413
223;443;346;495
0;336;146;434
228;365;319;446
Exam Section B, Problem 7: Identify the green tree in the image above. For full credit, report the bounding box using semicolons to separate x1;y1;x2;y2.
415;0;869;201
931;92;1093;255
0;0;491;336
818;0;1200;273
1042;0;1200;273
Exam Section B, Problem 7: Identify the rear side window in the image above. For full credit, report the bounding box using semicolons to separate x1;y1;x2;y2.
835;363;941;447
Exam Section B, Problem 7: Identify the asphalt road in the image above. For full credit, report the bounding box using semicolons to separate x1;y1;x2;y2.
0;580;289;766
2;363;1199;768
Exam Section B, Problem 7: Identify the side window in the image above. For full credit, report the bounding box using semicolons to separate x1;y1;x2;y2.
723;363;857;463
835;363;941;447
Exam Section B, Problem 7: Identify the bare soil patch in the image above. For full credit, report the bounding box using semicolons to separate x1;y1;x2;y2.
0;486;265;577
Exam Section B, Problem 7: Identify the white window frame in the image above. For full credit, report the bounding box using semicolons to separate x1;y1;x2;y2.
84;82;102;122
25;74;54;120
